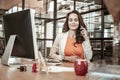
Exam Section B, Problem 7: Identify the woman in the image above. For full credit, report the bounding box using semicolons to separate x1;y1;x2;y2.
49;10;93;62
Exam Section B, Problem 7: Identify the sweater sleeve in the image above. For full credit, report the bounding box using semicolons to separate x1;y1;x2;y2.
83;37;93;61
49;34;63;60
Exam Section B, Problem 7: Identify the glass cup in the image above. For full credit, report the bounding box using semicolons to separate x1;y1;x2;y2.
74;59;88;76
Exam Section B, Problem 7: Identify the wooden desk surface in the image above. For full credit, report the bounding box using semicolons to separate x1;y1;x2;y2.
0;62;88;80
0;59;119;80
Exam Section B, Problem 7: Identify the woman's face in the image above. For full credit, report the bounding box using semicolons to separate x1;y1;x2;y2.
68;13;79;31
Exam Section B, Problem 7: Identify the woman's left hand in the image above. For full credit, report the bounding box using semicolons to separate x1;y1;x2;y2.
80;28;88;39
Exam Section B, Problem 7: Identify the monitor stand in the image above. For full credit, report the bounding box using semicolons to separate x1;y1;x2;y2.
1;35;22;66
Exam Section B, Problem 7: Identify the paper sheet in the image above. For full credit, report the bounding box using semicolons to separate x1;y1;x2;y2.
42;66;74;72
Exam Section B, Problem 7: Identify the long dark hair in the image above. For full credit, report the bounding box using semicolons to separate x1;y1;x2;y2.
62;10;87;44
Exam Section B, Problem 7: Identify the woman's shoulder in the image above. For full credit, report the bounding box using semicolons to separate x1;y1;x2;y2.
57;32;68;36
55;32;68;40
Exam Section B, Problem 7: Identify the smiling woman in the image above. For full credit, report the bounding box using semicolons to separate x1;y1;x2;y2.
49;10;93;62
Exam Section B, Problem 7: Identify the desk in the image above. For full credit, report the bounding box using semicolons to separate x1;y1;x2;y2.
0;59;120;80
0;61;87;80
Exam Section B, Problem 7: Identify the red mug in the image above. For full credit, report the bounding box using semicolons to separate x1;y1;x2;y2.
74;59;88;76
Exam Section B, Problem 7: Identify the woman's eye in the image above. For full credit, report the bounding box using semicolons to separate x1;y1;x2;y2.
74;18;78;22
69;18;78;22
69;18;72;22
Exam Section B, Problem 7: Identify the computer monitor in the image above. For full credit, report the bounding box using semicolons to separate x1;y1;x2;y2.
1;9;38;66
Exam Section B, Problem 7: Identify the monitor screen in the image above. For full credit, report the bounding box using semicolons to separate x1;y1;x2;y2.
1;9;38;65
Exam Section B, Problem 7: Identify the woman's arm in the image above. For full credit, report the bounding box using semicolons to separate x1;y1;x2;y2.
81;28;93;61
63;56;80;62
49;34;63;61
83;36;93;61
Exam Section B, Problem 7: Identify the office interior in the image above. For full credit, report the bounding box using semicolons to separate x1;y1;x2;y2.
0;0;119;64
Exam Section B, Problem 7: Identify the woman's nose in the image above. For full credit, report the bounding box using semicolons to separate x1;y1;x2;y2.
72;21;75;24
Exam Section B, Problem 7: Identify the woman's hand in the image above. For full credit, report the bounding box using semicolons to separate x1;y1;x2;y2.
80;28;88;39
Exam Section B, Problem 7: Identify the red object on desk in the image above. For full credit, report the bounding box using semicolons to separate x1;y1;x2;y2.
32;63;37;72
74;59;88;76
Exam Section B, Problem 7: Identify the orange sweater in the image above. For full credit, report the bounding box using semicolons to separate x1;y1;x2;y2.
64;36;84;59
